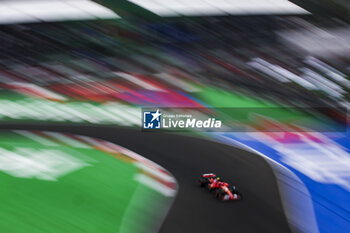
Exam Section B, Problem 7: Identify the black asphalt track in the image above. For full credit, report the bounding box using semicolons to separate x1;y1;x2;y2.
0;124;291;233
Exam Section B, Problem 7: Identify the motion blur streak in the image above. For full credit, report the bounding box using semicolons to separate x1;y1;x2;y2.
127;0;309;16
0;130;177;233
0;0;119;24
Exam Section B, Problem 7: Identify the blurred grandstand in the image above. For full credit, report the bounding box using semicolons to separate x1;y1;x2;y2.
0;1;348;122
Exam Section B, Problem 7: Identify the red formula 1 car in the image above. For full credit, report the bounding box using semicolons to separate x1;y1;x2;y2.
199;173;242;201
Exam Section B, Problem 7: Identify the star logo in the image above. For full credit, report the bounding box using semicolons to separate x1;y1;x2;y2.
151;109;162;122
143;109;162;129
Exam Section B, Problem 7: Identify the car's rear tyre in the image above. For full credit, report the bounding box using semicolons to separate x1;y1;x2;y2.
199;178;207;187
199;180;204;187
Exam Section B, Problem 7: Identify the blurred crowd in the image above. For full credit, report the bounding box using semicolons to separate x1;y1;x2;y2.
0;15;349;117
